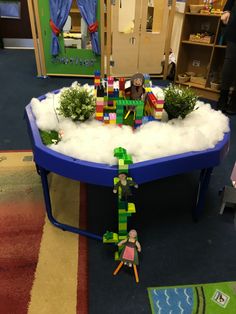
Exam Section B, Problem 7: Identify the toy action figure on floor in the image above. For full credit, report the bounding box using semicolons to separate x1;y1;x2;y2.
113;229;141;283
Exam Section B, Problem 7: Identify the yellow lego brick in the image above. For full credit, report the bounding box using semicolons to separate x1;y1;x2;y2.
104;105;116;110
118;159;124;166
127;203;136;213
156;104;164;109
96;112;103;117
155;113;162;119
109;120;116;124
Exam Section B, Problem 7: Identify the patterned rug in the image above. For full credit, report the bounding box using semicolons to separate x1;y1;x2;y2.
0;151;88;314
148;282;236;314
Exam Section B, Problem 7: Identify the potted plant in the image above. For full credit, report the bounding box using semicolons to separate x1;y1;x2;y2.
163;84;198;120
58;84;96;122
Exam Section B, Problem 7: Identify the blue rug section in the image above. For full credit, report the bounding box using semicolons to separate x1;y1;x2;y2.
148;287;194;314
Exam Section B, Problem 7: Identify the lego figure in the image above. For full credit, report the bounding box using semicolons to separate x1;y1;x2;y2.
129;73;146;100
118;229;141;267
113;172;138;202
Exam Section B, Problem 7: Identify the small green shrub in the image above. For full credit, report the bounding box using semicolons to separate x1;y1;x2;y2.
164;84;198;119
58;85;96;122
40;130;60;145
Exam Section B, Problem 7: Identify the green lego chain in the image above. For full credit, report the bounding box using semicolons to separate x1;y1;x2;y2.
103;147;137;260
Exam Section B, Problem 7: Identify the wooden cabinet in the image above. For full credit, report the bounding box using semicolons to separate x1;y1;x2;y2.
70;0;81;33
175;0;227;100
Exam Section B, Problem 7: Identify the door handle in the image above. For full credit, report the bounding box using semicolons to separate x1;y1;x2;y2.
129;37;136;45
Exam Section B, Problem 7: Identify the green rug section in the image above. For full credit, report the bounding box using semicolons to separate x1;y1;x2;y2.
148;281;236;314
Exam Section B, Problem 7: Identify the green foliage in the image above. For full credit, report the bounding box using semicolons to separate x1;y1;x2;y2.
163;84;198;119
40;130;60;145
104;231;114;240
58;85;96;122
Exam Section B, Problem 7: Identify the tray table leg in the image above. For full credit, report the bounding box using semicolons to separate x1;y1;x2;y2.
194;167;213;221
38;165;102;241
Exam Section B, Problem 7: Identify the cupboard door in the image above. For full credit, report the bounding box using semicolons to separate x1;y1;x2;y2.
138;0;168;74
110;0;169;76
110;0;141;76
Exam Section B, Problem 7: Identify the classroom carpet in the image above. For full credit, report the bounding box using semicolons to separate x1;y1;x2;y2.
148;281;236;314
0;151;88;314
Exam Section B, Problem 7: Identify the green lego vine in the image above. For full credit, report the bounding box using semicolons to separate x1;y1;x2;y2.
103;147;137;260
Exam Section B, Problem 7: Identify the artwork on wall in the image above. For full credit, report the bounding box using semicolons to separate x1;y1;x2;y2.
0;1;21;19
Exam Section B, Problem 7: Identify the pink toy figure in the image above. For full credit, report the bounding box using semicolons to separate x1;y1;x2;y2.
113;229;141;283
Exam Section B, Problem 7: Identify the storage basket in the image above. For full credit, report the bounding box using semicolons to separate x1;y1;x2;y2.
210;82;220;91
189;34;214;44
190;76;206;86
189;4;205;13
185;71;196;77
178;74;190;83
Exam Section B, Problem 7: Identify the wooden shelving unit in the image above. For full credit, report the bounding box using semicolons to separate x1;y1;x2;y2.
175;0;227;100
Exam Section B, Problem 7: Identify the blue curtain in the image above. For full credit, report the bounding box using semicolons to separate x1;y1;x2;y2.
76;0;100;55
49;0;73;56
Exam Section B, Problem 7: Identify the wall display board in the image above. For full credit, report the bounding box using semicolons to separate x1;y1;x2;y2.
175;0;227;100
28;0;104;77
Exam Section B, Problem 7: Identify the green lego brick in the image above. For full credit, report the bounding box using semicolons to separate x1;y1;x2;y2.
114;251;120;261
118;212;130;218
116;119;123;124
114;147;127;157
103;231;119;243
118;211;132;218
118;170;129;174
119;230;128;237
118;222;127;230
118;216;129;223
118;209;128;214
118;210;129;215
123;155;133;164
136;109;144;115
118;201;128;209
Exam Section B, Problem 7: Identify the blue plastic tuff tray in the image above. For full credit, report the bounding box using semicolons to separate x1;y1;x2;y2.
24;91;230;238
